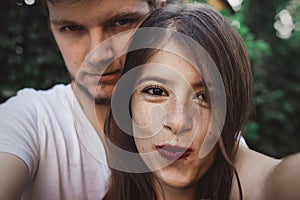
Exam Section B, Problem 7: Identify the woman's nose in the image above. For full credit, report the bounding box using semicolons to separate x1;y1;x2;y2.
163;99;194;135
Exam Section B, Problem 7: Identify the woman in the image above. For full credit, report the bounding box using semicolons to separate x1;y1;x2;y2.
103;3;300;200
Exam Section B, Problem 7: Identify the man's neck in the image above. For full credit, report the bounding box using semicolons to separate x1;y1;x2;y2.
72;83;110;140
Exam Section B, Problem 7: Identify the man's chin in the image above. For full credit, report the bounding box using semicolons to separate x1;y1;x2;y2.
93;87;113;105
87;90;112;105
94;96;111;105
74;82;112;105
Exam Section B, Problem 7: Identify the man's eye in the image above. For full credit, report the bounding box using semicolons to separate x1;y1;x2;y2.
113;18;138;27
115;19;130;26
60;25;84;32
142;86;168;96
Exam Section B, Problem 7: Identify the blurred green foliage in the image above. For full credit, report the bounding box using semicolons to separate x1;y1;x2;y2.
194;0;300;157
175;0;300;157
242;0;300;158
0;0;299;158
0;1;69;102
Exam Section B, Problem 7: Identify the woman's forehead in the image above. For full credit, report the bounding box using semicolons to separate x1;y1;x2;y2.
144;51;202;79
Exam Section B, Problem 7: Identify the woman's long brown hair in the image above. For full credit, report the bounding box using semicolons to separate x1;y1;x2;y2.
103;3;252;200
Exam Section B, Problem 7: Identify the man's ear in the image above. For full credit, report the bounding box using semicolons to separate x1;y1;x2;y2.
156;0;166;8
160;0;166;7
47;19;51;31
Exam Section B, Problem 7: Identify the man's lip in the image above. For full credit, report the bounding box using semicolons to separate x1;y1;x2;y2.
87;70;122;83
155;144;192;161
101;69;121;76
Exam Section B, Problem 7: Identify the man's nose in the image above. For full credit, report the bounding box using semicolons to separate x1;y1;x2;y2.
86;29;115;67
164;99;194;135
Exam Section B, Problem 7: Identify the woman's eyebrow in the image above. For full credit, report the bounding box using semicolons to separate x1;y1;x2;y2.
136;76;168;85
192;81;205;89
137;76;206;89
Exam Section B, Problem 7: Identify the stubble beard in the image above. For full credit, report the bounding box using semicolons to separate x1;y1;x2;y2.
71;75;111;105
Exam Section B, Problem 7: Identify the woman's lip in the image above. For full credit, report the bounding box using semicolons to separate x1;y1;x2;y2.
155;145;192;161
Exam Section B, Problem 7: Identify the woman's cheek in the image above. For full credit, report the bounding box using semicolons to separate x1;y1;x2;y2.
132;100;152;127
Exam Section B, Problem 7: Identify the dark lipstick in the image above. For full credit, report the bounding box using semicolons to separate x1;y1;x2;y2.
156;144;192;161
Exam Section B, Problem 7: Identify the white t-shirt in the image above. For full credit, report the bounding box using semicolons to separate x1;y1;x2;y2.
0;84;110;200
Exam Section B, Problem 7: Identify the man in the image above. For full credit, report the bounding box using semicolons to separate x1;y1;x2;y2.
0;0;162;199
156;0;166;7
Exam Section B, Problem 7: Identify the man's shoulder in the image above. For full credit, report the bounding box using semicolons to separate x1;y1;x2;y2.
0;84;74;120
16;84;71;99
2;84;71;106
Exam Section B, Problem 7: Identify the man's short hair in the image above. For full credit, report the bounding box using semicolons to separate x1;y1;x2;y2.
43;0;157;9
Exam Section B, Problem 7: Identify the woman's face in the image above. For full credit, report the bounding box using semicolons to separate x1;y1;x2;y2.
131;51;217;190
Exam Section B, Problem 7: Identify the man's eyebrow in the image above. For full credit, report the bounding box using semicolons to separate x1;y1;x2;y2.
50;12;147;27
106;11;148;23
50;19;78;26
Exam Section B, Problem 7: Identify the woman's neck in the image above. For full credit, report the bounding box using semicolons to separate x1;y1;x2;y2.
155;181;197;200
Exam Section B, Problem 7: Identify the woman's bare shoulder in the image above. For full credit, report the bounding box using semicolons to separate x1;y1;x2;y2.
231;145;281;200
265;152;300;200
235;147;300;200
235;145;281;170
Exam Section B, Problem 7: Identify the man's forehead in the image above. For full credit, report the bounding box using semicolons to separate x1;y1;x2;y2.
46;0;155;7
48;0;151;23
46;0;82;5
47;0;154;13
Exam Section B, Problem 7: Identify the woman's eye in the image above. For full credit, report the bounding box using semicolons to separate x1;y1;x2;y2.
142;86;168;96
197;93;206;101
194;92;209;105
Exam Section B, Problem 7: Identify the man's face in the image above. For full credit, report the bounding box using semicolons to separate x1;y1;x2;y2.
48;0;151;104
